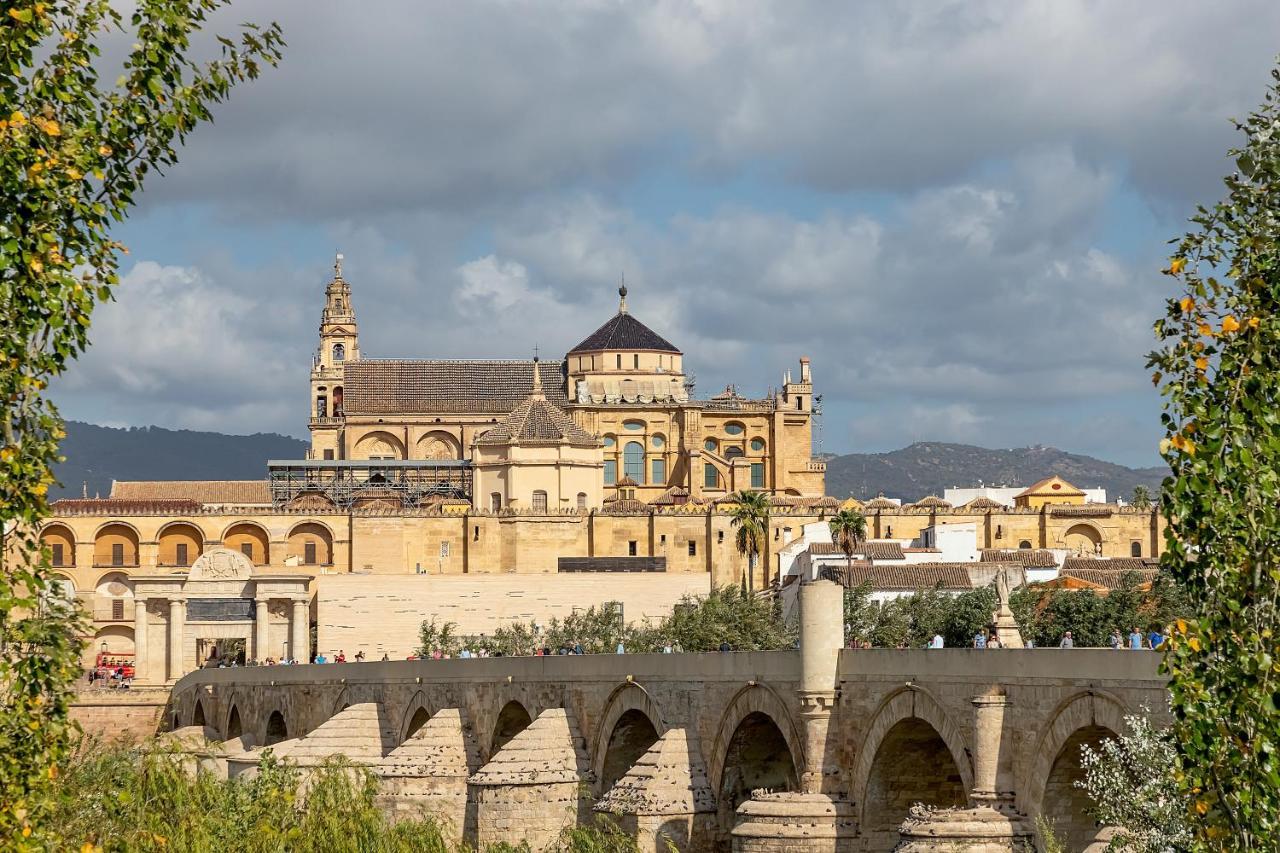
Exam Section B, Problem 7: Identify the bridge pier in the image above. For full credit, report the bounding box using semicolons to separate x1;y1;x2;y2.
376;708;480;840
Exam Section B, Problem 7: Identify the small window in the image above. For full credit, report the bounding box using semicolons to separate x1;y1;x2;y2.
886;526;893;537
50;543;64;567
323;449;334;460
651;458;666;485
532;491;548;513
628;541;637;556
623;420;644;431
688;541;697;557
750;438;765;452
995;524;1003;539
490;492;502;512
725;447;744;460
111;543;124;567
725;422;744;435
633;354;639;369
316;396;327;418
241;542;254;560
1131;541;1142;557
474;525;480;541
176;543;188;566
750;463;764;488
577;492;588;510
704;438;718;452
717;531;724;544
304;541;317;565
603;435;616;448
660;534;666;544
616;354;622;369
332;343;345;362
1018;540;1032;550
111;599;124;621
796;397;803;410
704;463;719;489
652;434;665;448
604;460;618;485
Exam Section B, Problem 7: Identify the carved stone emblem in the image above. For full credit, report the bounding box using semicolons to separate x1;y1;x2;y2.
187;547;254;582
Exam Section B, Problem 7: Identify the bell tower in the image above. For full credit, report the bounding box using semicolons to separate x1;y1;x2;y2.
309;253;359;460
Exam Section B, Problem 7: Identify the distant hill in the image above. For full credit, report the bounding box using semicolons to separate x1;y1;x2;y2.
824;442;1167;504
52;421;307;499
50;424;1164;506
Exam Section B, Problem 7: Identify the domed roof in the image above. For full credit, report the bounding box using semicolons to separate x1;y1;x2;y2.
568;286;680;355
474;370;599;447
909;495;953;509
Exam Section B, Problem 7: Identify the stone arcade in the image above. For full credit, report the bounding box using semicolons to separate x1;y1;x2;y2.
167;580;1167;852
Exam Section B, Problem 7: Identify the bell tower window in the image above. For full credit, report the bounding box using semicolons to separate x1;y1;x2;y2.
316;396;327;418
332;343;346;362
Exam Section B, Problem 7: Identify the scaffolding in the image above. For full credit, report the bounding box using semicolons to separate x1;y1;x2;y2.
267;459;473;509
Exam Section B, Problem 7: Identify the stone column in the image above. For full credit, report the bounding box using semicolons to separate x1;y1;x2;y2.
970;689;1016;809
133;596;149;684
798;578;842;794
254;598;270;662
167;597;185;683
290;598;310;663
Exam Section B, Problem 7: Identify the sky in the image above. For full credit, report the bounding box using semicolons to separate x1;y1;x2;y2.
52;0;1280;467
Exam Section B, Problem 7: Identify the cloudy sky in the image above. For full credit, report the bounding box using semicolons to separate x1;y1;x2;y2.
53;1;1280;466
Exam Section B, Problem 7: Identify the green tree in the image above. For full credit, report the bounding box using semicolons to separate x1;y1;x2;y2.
726;490;770;592
941;586;997;648
651;585;795;652
0;2;281;844
828;507;867;580
1148;60;1280;846
1130;484;1153;510
416;618;460;658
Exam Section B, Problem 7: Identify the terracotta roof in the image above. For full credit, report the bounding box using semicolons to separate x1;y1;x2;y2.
342;359;568;414
1060;567;1159;588
981;548;1059;568
908;495;952;509
50;498;203;514
821;562;978;591
863;497;899;510
599;498;650;515
649;486;690;506
615;475;640;488
111;480;272;504
1061;557;1159;574
473;392;598;446
961;497;1007;510
771;495;841;509
1014;476;1085;499
568;311;680;354
809;541;905;560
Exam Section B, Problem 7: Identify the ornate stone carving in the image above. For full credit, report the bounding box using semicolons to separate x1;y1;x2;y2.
187;547;254;582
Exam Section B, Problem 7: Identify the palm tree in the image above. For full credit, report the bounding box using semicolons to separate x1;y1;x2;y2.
1130;485;1153;511
828;508;868;580
727;490;770;593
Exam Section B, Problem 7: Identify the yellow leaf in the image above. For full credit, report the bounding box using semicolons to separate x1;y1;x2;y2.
66;167;82;180
1222;315;1240;333
28;258;43;274
98;145;111;156
22;826;30;838
1159;438;1172;455
1195;799;1208;815
1195;357;1209;371
1188;636;1202;652
1248;317;1260;330
1170;258;1186;274
1178;296;1194;313
9;111;26;126
1197;322;1214;337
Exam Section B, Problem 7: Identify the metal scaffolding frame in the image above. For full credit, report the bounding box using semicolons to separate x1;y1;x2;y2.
267;459;473;509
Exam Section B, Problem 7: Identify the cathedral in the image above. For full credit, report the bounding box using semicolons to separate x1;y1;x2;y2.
302;255;825;512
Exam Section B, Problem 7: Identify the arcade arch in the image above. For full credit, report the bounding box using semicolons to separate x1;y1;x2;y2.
861;718;967;850
225;705;243;741
416;431;461;461
405;707;431;740
39;523;75;567
1063;523;1103;556
490;700;532;756
157;521;205;567
265;711;289;746
223;522;270;566
599;709;660;796
192;700;206;729
354;431;405;461
717;712;797;836
287;522;333;566
1041;725;1115;851
93;523;139;567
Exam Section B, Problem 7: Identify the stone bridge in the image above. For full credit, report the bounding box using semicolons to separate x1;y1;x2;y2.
167;582;1168;852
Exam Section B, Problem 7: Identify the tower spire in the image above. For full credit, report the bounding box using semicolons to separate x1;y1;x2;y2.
531;347;544;398
333;251;344;280
618;273;628;314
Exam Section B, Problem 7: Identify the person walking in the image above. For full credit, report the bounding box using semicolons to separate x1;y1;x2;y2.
1128;627;1144;650
718;640;731;652
1059;631;1074;648
987;632;1002;649
1148;627;1165;650
973;631;987;649
929;633;944;649
615;641;626;655
1108;629;1123;650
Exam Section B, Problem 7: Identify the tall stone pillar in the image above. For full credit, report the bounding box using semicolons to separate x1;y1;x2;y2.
894;686;1031;852
167;597;185;682
290;598;310;663
133;596;150;684
734;579;855;852
254;598;270;662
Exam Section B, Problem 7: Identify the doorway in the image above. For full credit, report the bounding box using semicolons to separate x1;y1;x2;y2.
198;637;247;667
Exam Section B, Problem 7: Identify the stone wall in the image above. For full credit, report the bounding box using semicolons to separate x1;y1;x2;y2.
70;686;169;742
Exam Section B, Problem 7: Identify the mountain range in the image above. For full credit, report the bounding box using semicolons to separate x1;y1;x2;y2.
50;422;1166;504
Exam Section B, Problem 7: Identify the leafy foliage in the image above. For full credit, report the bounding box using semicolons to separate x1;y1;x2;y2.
828;508;867;571
1010;575;1188;648
1130;484;1153;511
844;584;998;648
1076;713;1194;853
0;1;281;845
1147;62;1280;847
725;490;770;588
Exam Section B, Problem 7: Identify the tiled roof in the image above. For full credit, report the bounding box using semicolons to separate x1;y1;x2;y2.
771;495;841;509
981;548;1059;568
821;562;979;590
649;486;691;506
863;497;899;510
342;359;568;414
50;498;203;514
1015;476;1085;498
110;480;271;505
908;495;952;509
1060;567;1159;588
1048;506;1114;517
600;498;650;515
961;497;1007;510
473;393;599;446
568;311;680;354
809;541;905;560
1061;557;1159;574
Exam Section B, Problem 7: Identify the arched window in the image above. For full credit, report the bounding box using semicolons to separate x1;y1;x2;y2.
725;447;745;460
1131;541;1142;557
1019;540;1032;550
490;493;502;512
623;441;645;483
333;386;343;416
577;492;588;511
332;342;345;362
532;491;548;513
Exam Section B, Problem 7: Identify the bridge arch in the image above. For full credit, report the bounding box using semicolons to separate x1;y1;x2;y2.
592;682;666;795
851;686;973;849
1025;690;1129;847
400;689;435;742
709;684;804;836
489;699;534;758
191;698;207;729
264;710;289;746
224;702;243;742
